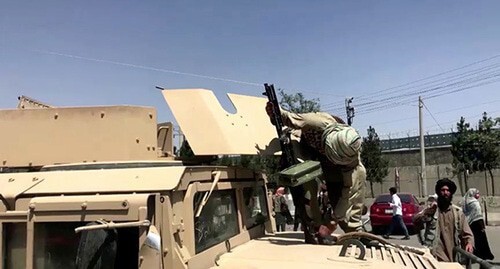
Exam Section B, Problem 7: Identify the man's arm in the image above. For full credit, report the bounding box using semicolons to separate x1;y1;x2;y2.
265;102;337;130
459;211;474;252
413;204;436;225
388;195;397;207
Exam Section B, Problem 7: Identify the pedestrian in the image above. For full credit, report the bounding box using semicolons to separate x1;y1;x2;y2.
265;103;366;244
383;187;410;240
272;187;288;232
416;194;437;244
462;188;494;267
413;178;473;263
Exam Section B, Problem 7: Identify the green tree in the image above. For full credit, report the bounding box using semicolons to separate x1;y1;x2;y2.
361;126;389;198
450;117;474;194
178;139;195;158
278;89;320;113
471;112;499;195
450;113;499;195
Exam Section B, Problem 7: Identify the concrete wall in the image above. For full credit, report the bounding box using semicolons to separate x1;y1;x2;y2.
374;146;500;197
383;147;453;167
367;164;500;198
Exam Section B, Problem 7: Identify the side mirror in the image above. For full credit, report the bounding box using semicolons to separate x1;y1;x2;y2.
76;222;118;269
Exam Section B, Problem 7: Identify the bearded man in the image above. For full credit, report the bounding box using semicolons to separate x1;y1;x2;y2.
414;178;474;263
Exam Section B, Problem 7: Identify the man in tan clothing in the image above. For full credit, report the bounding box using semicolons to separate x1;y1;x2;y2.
265;103;366;243
414;178;473;263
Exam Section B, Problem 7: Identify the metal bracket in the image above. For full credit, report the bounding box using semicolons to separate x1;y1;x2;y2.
75;219;150;233
339;238;366;260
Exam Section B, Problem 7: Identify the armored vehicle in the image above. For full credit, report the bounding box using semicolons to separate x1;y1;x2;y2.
0;89;467;269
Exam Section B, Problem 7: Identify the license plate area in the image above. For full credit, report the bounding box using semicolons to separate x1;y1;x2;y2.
385;209;393;214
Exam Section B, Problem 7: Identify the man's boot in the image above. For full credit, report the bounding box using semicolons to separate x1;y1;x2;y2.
303;222;320;244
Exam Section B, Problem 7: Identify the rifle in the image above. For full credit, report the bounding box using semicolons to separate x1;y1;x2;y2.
262;83;297;169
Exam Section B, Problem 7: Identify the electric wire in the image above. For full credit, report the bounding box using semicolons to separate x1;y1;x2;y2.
322;54;500;109
366;99;500;127
352;74;500;116
326;67;500;114
422;101;445;133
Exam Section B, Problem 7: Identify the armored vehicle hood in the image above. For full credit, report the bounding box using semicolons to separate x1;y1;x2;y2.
212;233;463;269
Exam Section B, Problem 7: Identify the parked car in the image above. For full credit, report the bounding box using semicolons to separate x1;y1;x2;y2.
369;193;424;234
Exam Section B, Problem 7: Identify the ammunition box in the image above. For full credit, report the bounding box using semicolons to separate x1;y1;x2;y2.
278;160;322;187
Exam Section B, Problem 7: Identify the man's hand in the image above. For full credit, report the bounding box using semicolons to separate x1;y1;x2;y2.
465;242;473;253
423;202;437;215
265;102;274;117
318;221;337;237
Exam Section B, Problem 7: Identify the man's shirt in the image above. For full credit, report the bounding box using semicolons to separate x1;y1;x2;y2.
389;194;403;216
434;206;474;262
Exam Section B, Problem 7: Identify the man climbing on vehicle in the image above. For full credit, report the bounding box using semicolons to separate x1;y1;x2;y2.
265;102;366;244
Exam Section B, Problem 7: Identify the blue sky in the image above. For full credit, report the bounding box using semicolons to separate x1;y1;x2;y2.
1;1;499;139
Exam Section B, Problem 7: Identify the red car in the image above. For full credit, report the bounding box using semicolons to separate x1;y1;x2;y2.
369;193;423;234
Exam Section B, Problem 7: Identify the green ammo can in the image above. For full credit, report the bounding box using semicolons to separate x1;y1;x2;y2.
278;160;323;187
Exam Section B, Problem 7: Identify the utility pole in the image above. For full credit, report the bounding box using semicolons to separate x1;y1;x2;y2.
419;96;427;196
345;97;355;125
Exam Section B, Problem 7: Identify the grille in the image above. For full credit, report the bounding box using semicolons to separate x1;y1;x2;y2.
340;241;438;269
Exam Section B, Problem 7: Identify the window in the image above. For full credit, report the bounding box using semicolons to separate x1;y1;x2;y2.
34;222;82;268
193;190;239;253
375;194;413;203
243;186;269;228
4;223;27;269
33;222;138;269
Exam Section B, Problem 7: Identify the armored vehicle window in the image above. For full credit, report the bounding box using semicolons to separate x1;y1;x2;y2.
33;222;139;269
4;223;27;269
193;190;239;253
34;222;81;268
243;186;269;228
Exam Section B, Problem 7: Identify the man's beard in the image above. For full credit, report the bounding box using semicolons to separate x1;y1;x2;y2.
437;195;452;210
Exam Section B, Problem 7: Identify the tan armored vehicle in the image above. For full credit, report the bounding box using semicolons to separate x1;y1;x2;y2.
0;89;466;269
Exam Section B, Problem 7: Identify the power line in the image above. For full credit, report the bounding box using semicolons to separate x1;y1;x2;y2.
324;63;500;114
352;74;500;115
422;100;445;133
326;70;500;114
378;109;500;138
322;54;500;109
35;49;500;117
358;54;500;98
366;99;500;127
34;50;263;87
353;66;500;108
35;49;348;98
